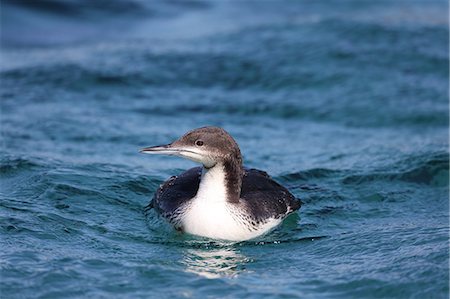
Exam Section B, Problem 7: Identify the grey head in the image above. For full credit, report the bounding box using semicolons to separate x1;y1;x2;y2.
140;126;242;169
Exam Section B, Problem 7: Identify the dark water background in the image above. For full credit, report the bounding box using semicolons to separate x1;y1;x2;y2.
1;0;449;298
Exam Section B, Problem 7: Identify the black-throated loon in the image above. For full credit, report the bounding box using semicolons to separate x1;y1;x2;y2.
140;126;301;241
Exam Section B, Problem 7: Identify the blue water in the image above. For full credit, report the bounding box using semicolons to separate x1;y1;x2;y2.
1;1;449;298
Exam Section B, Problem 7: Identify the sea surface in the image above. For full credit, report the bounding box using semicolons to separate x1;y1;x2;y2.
1;1;449;298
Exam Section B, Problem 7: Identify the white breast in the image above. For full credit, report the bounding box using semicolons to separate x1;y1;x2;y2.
181;166;281;241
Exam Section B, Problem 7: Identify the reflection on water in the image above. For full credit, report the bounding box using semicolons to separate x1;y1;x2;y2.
183;245;250;279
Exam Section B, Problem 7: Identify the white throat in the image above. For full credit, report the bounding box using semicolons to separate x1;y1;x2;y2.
197;164;228;204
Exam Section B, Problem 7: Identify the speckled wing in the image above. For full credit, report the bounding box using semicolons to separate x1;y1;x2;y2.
148;167;202;219
240;168;301;221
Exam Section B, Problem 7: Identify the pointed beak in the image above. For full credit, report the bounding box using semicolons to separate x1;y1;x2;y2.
140;142;215;167
139;144;182;156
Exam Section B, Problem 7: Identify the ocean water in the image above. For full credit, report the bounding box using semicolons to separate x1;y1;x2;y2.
1;0;449;298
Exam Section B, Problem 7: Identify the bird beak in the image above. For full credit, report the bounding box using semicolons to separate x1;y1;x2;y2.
140;142;215;167
139;144;182;156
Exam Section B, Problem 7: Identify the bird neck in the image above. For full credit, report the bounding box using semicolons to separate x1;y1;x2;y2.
199;157;243;204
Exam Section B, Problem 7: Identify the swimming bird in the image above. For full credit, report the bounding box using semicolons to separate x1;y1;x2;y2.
140;126;301;241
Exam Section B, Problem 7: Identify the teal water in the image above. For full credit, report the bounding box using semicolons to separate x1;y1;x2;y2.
1;1;449;298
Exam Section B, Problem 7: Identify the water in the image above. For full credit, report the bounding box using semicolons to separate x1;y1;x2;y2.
1;0;449;298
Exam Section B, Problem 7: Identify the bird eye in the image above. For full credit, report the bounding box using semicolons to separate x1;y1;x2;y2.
195;140;204;146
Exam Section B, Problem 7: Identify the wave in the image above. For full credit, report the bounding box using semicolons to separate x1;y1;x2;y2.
0;156;42;174
3;0;150;18
342;152;449;187
1;0;210;47
278;152;449;188
280;168;344;182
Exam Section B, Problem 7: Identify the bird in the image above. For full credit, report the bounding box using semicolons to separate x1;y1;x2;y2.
140;126;301;241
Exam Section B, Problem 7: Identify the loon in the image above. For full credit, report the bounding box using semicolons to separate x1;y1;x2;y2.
140;126;301;241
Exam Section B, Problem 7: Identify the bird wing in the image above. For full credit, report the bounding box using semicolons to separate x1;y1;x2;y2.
240;168;301;221
149;167;201;217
